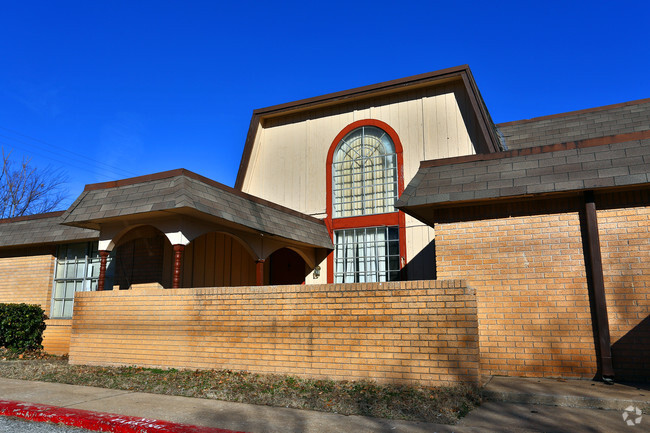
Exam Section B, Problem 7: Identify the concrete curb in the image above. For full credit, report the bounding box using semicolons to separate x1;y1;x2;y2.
481;377;650;412
481;389;650;411
0;399;247;433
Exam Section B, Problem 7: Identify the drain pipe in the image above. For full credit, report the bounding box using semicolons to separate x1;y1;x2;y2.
583;191;614;382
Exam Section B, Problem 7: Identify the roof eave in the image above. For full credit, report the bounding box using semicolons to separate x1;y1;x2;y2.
235;65;502;190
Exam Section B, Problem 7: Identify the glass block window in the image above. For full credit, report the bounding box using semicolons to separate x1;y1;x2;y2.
332;126;398;218
51;242;114;318
334;226;400;283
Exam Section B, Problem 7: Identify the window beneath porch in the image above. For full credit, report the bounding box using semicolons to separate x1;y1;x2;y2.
51;242;114;318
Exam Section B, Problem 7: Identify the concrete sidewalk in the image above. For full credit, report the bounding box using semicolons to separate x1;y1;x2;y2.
0;376;648;432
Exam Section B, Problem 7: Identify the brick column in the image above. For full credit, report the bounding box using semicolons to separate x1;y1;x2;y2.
97;250;110;291
256;259;265;286
172;245;185;289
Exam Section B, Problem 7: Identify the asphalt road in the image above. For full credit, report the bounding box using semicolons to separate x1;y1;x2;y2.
0;417;96;433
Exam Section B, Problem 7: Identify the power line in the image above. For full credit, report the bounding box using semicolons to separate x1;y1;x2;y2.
0;126;140;179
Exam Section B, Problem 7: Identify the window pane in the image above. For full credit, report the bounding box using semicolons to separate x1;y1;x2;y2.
55;262;66;279
87;260;99;278
54;282;66;298
332;126;398;218
75;261;86;279
52;300;64;318
333;226;400;283
51;241;102;318
63;301;73;318
64;282;75;298
66;262;76;278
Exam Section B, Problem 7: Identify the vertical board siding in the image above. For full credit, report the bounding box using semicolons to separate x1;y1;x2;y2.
243;82;478;275
183;233;256;288
69;280;479;387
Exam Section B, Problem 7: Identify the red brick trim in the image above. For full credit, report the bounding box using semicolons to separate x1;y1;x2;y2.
0;399;243;433
498;98;650;127
420;129;650;169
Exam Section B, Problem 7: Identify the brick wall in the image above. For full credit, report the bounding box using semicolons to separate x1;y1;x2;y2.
436;206;650;380
0;252;54;310
599;207;650;381
0;250;71;354
69;280;479;386
437;212;596;378
42;319;72;355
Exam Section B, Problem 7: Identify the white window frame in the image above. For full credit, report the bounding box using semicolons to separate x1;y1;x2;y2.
334;226;400;283
51;242;113;319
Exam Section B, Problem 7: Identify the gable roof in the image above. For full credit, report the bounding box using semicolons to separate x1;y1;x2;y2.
61;169;333;249
499;98;650;150
0;211;98;248
235;65;504;190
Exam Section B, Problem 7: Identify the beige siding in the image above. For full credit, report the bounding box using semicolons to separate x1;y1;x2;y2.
182;232;256;288
243;82;476;275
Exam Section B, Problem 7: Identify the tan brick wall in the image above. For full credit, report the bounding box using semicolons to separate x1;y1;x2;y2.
436;206;650;380
42;319;72;355
0;251;71;354
0;254;54;310
599;207;650;381
69;280;479;386
436;213;597;378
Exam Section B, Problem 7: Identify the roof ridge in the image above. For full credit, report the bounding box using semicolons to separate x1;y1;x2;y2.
0;210;66;225
419;129;650;170
498;98;650;127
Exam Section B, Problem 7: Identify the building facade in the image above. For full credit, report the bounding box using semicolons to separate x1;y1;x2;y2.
0;66;648;383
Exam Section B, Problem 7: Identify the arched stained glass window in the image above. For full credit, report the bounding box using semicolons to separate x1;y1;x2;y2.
332;126;398;218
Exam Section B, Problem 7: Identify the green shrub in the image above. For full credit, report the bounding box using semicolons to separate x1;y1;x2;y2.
0;303;48;352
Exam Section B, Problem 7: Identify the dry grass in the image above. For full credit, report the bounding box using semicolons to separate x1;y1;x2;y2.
0;349;480;424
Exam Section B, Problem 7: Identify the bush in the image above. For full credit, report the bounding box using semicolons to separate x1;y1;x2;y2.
0;303;48;352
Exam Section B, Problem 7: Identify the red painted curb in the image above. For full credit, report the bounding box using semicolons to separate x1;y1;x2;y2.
0;399;247;433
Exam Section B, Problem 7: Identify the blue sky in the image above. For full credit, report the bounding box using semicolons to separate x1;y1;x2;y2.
0;1;648;208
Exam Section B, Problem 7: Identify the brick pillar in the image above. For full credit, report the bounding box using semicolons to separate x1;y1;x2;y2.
97;250;110;291
256;259;265;286
172;245;185;289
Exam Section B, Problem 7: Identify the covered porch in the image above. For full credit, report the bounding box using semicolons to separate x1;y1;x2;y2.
60;169;333;290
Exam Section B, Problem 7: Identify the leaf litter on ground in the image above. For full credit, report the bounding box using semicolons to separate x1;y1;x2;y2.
0;349;480;424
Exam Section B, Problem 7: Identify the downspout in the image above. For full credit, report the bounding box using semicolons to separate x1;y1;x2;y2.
582;191;615;382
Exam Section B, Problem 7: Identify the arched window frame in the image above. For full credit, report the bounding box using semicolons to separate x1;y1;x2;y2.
325;119;407;283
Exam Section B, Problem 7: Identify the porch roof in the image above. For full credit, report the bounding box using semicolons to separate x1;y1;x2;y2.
61;169;334;250
0;211;98;248
396;134;650;224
